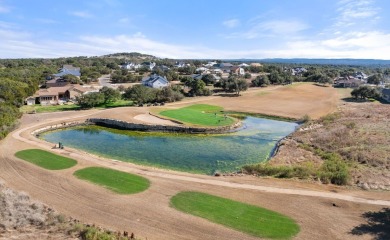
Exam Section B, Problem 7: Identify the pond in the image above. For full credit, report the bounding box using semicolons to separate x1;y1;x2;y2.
40;117;298;174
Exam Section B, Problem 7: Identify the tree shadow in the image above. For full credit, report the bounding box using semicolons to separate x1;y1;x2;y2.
350;208;390;240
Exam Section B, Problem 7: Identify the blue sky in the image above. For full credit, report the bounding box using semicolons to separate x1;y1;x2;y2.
1;0;390;59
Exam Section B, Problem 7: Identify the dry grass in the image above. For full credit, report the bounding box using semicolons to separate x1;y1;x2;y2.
0;181;139;239
272;102;390;190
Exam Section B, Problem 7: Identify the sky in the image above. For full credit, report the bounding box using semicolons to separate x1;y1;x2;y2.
0;0;390;59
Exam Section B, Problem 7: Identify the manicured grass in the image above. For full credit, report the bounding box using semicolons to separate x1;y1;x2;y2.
21;104;80;113
73;167;150;194
21;100;133;113
159;104;235;126
171;192;300;239
15;149;77;170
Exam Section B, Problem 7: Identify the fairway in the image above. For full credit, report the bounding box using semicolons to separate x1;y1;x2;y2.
15;149;77;170
73;167;150;194
171;192;300;239
159;104;234;126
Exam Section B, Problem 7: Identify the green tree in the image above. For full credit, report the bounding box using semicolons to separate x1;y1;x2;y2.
0;78;28;107
75;92;105;108
367;74;382;85
123;85;156;104
351;86;381;100
201;74;216;86
99;86;121;103
252;75;270;87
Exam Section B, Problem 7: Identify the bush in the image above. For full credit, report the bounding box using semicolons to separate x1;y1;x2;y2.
318;153;349;185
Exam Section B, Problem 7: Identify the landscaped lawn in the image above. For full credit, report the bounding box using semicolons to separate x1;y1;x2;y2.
20;100;133;113
15;149;77;170
171;192;300;239
73;167;150;194
159;104;235;126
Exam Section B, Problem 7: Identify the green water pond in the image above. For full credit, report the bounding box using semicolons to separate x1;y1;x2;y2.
40;117;297;174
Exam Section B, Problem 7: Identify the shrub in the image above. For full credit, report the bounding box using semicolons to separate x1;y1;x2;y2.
317;153;349;185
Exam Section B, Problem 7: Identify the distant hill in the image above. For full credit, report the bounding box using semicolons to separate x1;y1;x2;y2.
228;58;390;66
102;52;157;60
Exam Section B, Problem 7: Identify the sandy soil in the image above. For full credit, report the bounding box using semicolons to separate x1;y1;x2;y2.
133;113;179;126
0;84;388;239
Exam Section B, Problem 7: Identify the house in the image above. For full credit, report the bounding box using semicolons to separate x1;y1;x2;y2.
230;66;245;75
239;63;249;67
382;89;390;102
25;96;36;106
204;61;217;67
291;67;307;76
213;62;234;69
174;61;188;68
29;85;97;105
142;74;169;89
191;74;203;80
46;77;70;87
121;62;140;70
141;62;156;70
334;76;362;88
210;68;223;74
195;67;209;73
353;72;368;80
153;65;170;72
54;65;81;77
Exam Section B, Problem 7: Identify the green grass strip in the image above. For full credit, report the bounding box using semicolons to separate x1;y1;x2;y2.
15;149;77;170
73;167;150;194
171;192;300;239
160;104;234;126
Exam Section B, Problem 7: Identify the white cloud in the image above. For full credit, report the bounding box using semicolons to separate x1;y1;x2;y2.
223;19;240;28
334;0;379;28
69;11;93;18
225;19;308;39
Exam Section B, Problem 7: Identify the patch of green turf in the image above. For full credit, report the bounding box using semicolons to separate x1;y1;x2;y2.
15;149;77;170
73;167;150;194
159;104;234;126
171;192;300;239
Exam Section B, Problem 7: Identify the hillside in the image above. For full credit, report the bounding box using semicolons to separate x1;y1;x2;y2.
271;102;390;190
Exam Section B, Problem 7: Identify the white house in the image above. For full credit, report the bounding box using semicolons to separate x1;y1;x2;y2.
239;63;249;67
141;62;156;70
142;74;169;89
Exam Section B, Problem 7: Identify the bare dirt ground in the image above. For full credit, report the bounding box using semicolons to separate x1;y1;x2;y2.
175;83;339;120
0;84;389;239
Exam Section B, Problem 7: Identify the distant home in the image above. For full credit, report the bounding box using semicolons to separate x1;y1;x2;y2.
142;74;169;89
291;67;307;76
230;66;245;75
174;61;189;68
27;85;97;106
46;77;70;88
121;62;141;70
153;65;170;71
213;62;234;69
353;71;368;80
191;74;203;80
334;76;363;88
54;65;81;77
141;62;156;70
382;88;390;102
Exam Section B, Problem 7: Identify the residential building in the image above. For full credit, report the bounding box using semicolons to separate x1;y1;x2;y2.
353;72;368;80
54;65;81;77
230;66;245;75
142;74;169;89
141;62;156;70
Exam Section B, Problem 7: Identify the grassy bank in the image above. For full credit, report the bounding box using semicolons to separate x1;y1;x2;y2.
73;167;150;194
159;104;235;127
15;149;77;170
171;191;299;239
244;145;350;185
21;100;133;113
225;111;298;122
